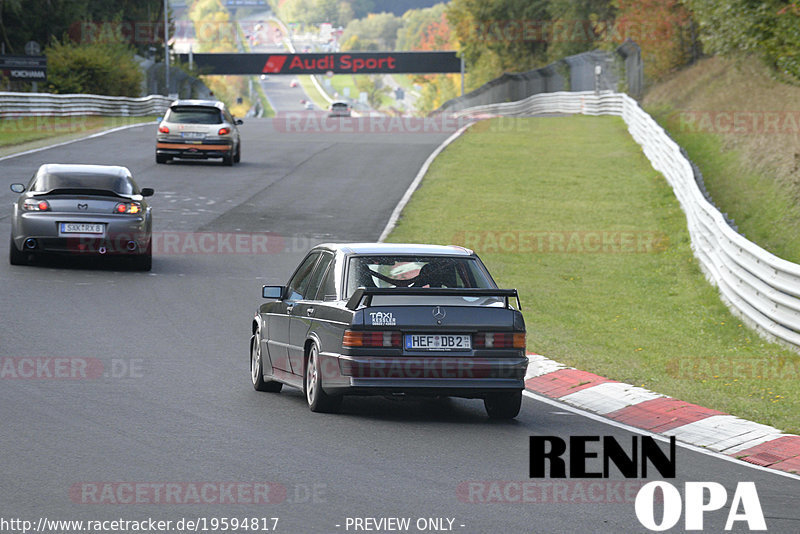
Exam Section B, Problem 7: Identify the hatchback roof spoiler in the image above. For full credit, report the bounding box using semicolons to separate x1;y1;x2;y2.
346;287;521;311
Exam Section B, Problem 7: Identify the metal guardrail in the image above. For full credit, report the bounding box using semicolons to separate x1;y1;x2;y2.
0;92;172;118
453;91;800;349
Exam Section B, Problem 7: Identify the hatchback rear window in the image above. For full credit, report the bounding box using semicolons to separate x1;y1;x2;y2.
332;103;348;109
166;107;223;124
30;173;135;195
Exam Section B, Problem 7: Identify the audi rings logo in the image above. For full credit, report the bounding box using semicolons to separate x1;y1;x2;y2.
432;306;446;320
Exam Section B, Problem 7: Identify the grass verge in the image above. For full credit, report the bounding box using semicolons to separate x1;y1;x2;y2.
386;115;800;434
0;116;155;153
298;76;332;110
644;55;800;264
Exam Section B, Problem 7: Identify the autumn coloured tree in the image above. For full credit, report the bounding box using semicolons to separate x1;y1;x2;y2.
608;0;696;81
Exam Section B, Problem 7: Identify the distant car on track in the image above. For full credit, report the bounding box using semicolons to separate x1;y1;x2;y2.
328;101;351;117
290;79;299;88
156;99;242;166
250;243;528;418
9;164;154;270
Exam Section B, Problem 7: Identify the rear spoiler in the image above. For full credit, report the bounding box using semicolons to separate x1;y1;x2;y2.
346;287;522;311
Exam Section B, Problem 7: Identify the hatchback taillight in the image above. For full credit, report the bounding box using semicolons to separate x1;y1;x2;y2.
158;125;169;133
218;127;231;135
23;199;50;211
114;202;142;214
343;330;401;348
474;332;526;349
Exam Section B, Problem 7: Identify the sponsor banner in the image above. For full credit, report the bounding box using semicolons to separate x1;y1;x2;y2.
0;55;47;81
179;52;461;75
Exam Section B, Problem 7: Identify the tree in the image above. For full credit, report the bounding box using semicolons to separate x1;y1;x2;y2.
46;38;143;96
546;0;615;62
341;12;403;50
447;0;550;89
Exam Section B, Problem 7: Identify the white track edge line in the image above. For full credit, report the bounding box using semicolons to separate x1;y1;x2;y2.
378;122;475;242
522;390;800;482
0;122;155;162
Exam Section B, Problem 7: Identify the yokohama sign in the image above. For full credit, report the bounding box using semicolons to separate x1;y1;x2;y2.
178;52;461;75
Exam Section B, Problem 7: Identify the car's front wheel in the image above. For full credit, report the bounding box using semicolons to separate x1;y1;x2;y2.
305;342;341;412
251;331;282;392
484;391;522;419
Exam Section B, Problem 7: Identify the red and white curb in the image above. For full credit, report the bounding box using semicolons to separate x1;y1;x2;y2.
525;354;800;476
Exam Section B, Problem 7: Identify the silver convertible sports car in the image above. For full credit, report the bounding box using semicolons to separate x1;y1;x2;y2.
250;243;528;419
9;164;154;270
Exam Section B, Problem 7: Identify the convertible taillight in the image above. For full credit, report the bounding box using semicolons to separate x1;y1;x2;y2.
218;127;231;135
343;330;401;348
23;199;50;211
115;202;142;214
474;332;526;349
158;125;170;133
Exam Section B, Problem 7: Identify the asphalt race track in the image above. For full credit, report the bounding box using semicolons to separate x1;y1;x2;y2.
1;117;799;533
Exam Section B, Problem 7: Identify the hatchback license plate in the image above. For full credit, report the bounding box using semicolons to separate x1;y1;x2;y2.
60;222;104;234
405;334;471;351
182;132;206;139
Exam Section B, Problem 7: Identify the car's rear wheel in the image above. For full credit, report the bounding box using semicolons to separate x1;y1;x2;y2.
233;143;241;163
222;150;234;166
8;236;28;266
156;154;168;164
305;342;341;413
251;330;282;392
484;391;522;419
131;242;152;271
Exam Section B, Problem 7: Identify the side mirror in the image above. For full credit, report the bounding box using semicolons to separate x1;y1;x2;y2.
262;285;284;299
140;187;155;197
235;119;243;125
10;183;25;193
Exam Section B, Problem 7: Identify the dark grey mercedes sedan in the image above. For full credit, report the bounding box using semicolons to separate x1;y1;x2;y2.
250;243;528;418
9;164;154;270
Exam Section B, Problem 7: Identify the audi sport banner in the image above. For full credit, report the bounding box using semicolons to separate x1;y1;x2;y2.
0;55;47;81
178;52;461;75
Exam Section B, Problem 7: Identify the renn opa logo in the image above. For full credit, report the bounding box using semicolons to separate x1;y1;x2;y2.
530;436;766;531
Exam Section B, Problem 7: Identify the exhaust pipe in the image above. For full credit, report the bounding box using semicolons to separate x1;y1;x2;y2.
24;238;37;249
126;240;138;252
98;245;107;255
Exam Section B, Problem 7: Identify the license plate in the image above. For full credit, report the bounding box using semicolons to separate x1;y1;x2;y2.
182;132;206;139
60;222;104;234
405;334;471;351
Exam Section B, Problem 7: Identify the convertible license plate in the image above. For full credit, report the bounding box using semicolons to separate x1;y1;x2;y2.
405;334;471;351
59;222;104;234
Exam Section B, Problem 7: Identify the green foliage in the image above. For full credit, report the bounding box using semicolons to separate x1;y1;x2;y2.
45;38;143;96
546;0;616;62
354;75;391;108
447;0;551;90
687;0;800;81
397;3;449;51
340;12;403;50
